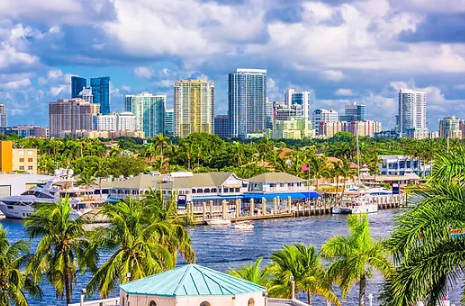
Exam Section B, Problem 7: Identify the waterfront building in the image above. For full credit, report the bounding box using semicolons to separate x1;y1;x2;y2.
214;115;229;139
312;109;338;132
94;112;136;132
9;126;48;138
284;88;313;119
398;88;427;138
0;173;51;197
49;98;100;138
71;76;87;98
174;79;214;138
346;120;381;137
0;141;38;174
340;102;366;121
228;69;267;138
374;130;399;140
359;166;420;187
77;87;93;103
164;108;174;138
125;92;166;138
405;128;429;140
271;118;315;140
379;155;432;176
0;104;7;128
439;116;462;139
317;121;346;138
90;76;111;114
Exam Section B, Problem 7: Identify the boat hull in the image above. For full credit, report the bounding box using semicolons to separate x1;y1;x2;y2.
206;219;231;226
332;204;378;214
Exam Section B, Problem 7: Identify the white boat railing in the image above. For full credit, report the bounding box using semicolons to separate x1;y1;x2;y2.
68;297;120;306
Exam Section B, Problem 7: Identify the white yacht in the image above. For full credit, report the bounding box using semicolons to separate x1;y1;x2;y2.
0;169;107;219
206;218;231;226
332;195;379;214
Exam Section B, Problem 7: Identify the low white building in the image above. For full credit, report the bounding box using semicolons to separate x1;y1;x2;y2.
94;112;136;132
0;173;52;197
379;155;432;176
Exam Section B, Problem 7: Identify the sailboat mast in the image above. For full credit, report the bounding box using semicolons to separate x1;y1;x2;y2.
356;133;361;185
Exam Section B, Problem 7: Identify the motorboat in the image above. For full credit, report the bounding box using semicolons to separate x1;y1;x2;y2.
332;195;378;214
206;218;231;226
234;221;254;230
0;169;106;219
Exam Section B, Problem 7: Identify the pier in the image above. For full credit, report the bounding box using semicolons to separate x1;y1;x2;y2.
182;194;407;225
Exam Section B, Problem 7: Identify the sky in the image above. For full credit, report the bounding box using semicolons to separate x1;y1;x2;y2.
1;0;465;131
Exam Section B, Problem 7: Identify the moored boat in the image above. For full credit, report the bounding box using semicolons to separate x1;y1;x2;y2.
332;195;378;214
206;218;231;226
234;221;254;230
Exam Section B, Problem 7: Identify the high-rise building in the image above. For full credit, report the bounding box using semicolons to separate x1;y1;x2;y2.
312;109;338;133
228;69;267;138
95;112;137;132
284;89;313;119
91;76;111;114
78;87;93;103
271;118;315;140
265;97;273;129
49;98;100;138
174;80;214;138
9;126;48;138
340;102;366;121
398;89;427;138
0;104;7;128
346;120;382;137
125;92;166;138
439;116;461;139
71;76;87;99
214;115;229;139
164;108;174;138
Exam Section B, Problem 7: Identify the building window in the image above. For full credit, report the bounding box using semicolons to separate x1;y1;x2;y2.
19;150;24;155
28;166;33;170
248;298;255;306
27;150;33;155
19;158;24;162
28;158;33;162
200;302;211;306
19;166;24;170
149;301;157;306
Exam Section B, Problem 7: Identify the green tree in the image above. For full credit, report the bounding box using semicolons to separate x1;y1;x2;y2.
228;257;271;288
269;243;340;306
322;214;392;306
309;156;330;191
86;200;176;298
0;225;42;306
25;199;97;305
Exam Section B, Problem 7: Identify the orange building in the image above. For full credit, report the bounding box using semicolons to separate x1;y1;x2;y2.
0;141;38;174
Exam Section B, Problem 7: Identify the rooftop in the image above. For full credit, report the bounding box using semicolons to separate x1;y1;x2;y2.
119;264;265;297
248;172;306;183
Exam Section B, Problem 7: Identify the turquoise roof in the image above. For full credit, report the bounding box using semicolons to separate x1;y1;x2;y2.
119;264;266;297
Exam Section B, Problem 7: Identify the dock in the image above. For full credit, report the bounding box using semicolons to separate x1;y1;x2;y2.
182;194;407;225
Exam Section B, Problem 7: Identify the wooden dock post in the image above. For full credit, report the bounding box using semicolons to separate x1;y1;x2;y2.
202;202;207;220
209;200;213;217
235;199;240;220
222;200;227;219
288;196;292;214
274;197;278;215
250;199;255;217
262;197;266;216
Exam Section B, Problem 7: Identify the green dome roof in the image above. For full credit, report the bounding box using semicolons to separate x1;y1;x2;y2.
119;264;266;297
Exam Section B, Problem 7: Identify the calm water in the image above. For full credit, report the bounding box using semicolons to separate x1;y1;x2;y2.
0;210;459;305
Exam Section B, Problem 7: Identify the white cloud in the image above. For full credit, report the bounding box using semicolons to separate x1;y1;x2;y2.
134;66;154;79
321;70;345;81
0;78;31;89
335;88;354;96
121;85;131;92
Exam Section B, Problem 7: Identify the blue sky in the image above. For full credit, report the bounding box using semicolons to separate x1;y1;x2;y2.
1;0;465;131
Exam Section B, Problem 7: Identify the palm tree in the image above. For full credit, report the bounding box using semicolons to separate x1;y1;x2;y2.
25;199;97;305
269;243;340;306
322;214;392;306
339;159;357;195
0;225;42;306
86;200;176;298
309;156;329;191
228;257;271;288
153;133;169;165
380;147;465;306
92;159;109;197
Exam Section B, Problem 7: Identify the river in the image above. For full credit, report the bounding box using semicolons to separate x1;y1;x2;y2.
0;209;454;306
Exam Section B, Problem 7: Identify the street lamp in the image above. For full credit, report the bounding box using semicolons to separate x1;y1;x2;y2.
80;289;87;306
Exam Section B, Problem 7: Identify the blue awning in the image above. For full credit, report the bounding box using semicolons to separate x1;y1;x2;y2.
243;192;320;200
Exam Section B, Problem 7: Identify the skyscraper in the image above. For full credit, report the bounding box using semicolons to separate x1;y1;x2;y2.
284;88;313;119
398;89;427;138
312;109;338;133
71;76;87;98
94;112;137;132
164;108;174;138
340;102;366;121
125;92;166;138
439;116;461;139
49;98;100;138
0;104;7;128
228;69;267;138
77;87;93;103
174;80;214;138
214;115;229;138
91;76;111;114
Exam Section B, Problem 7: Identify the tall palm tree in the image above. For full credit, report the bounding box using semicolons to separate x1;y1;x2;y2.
92;159;109;197
322;214;392;306
25;199;97;305
269;243;340;306
0;225;42;306
309;156;329;191
153;133;169;165
339;159;357;195
380;147;465;306
228;257;271;288
86;200;176;298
